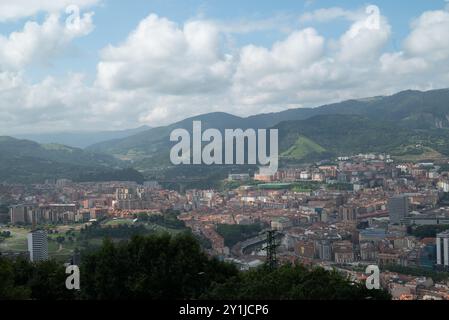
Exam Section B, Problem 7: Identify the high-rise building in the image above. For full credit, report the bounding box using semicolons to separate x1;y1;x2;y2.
436;231;449;270
9;205;37;224
27;230;49;262
316;240;332;261
388;195;409;224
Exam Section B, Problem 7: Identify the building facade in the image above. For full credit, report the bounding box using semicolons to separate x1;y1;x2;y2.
388;195;409;224
436;231;449;270
27;230;49;262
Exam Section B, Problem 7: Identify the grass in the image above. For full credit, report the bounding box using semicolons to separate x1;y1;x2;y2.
0;226;80;261
282;136;326;160
103;219;135;226
392;145;444;162
0;227;29;252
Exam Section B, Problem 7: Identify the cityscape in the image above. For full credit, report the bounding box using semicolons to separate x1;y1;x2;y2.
1;0;449;306
2;152;449;300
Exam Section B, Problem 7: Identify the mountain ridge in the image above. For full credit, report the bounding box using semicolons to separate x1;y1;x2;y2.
87;88;449;163
3;88;449;183
0;136;130;183
13;125;151;149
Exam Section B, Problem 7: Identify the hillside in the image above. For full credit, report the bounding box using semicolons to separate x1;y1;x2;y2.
275;115;449;162
87;88;449;169
281;136;327;160
14;125;151;149
0;137;126;183
86;112;249;161
4;88;449;183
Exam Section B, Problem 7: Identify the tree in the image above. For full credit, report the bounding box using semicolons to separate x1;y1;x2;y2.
80;233;238;300
0;257;76;300
1;234;392;301
56;236;65;244
0;258;30;300
204;264;391;300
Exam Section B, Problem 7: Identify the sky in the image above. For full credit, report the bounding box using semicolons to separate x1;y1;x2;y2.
1;0;449;134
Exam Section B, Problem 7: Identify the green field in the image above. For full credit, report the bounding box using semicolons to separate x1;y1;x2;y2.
0;218;186;263
103;218;135;226
0;227;81;261
0;227;28;252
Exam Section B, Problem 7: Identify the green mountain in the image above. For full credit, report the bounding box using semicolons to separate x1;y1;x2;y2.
86;112;253;173
87;88;449;168
276;114;449;162
247;88;449;130
4;88;449;183
0;137;126;183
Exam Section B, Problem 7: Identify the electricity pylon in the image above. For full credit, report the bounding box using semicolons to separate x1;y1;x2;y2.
265;230;279;271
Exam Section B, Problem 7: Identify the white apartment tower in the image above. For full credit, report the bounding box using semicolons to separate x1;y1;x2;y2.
27;230;49;262
436;231;449;270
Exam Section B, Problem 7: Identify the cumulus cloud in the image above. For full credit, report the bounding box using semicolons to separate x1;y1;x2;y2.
96;14;233;95
337;12;391;63
404;9;449;61
2;5;449;135
0;13;94;70
231;7;392;109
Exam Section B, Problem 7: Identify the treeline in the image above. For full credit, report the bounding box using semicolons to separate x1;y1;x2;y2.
136;210;186;230
408;225;449;239
79;222;150;240
0;233;391;300
0;258;76;300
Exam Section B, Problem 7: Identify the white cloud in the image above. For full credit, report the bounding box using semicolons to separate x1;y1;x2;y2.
0;13;94;70
337;13;391;63
2;5;449;135
231;9;393;109
96;14;233;95
0;0;99;21
380;52;428;75
404;9;449;61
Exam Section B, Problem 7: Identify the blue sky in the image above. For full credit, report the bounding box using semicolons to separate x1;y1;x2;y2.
0;0;449;133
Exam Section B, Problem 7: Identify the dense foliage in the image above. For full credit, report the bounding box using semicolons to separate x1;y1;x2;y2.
0;233;391;300
409;225;449;239
79;222;151;240
205;264;391;300
0;258;76;300
147;210;187;230
75;168;145;184
0;137;122;184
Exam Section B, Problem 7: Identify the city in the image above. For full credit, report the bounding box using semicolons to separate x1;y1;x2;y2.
2;152;449;300
1;0;449;310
